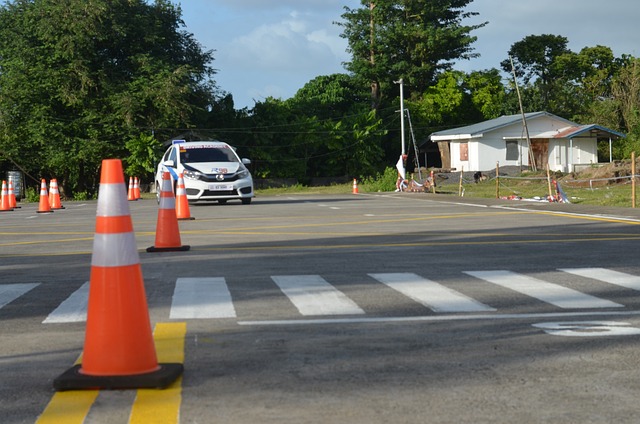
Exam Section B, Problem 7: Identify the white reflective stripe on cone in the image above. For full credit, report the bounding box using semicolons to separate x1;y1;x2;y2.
97;183;131;217
91;232;140;267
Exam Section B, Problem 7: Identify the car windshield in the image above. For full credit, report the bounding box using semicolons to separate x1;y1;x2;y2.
180;146;238;163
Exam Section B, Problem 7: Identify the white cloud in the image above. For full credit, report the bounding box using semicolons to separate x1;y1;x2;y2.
182;0;640;108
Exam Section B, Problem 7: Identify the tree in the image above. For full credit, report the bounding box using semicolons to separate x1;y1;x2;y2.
338;0;486;110
0;0;217;196
501;34;572;113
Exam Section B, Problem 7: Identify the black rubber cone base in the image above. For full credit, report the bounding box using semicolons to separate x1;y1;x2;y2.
146;245;190;253
178;217;195;221
53;363;184;391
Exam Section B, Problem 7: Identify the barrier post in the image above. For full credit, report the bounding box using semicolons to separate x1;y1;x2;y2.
632;152;636;208
495;162;499;199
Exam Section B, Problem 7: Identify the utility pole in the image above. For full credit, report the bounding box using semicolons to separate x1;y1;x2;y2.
369;2;380;110
510;56;536;171
396;78;406;156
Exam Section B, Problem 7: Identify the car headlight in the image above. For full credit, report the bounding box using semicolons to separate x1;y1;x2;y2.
183;169;203;180
236;168;250;179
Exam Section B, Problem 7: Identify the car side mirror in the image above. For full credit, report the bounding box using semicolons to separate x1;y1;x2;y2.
242;158;251;165
163;159;175;168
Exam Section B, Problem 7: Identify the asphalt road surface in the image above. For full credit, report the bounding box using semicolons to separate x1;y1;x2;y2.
3;192;640;423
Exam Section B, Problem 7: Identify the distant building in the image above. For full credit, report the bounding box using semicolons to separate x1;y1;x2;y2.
424;112;625;172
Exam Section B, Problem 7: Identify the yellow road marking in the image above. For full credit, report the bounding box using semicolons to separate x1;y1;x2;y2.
36;323;186;424
35;390;99;424
35;355;96;424
129;322;187;424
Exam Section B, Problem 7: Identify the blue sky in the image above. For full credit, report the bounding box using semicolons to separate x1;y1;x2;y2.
179;0;639;109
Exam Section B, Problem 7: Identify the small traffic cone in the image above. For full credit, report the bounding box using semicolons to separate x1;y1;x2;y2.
53;159;183;391
127;176;136;201
0;181;13;212
36;179;53;214
133;177;141;200
147;171;190;252
49;179;64;209
352;178;359;194
7;180;19;209
175;173;194;220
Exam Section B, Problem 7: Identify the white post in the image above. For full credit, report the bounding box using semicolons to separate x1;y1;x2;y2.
400;80;405;156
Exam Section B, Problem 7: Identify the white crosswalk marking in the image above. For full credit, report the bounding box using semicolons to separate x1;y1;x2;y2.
170;277;236;319
272;275;365;316
561;268;640;291
15;269;640;324
464;270;624;309
369;272;496;312
0;283;39;309
43;282;88;323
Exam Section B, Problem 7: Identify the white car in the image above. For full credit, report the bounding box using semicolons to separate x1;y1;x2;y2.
155;140;254;204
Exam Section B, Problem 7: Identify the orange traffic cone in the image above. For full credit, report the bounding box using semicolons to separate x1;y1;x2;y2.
352;178;359;194
133;177;141;200
37;179;53;214
0;180;13;212
127;176;136;201
175;173;194;220
53;159;183;391
49;179;64;209
147;171;190;252
7;180;19;209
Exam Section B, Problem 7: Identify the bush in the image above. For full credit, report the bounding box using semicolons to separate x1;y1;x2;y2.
360;167;398;192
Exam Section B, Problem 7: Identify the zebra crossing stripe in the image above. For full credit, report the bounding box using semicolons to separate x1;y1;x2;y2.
272;275;365;316
0;283;39;309
170;277;236;319
560;268;640;291
43;282;88;323
464;270;623;309
369;273;496;312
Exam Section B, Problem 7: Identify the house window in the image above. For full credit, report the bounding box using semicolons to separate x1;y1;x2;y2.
505;140;518;161
459;142;468;161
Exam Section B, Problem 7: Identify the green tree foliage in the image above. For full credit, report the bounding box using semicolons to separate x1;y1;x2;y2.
501;34;572;114
591;57;640;159
338;0;486;110
0;0;216;196
124;133;164;178
244;75;386;181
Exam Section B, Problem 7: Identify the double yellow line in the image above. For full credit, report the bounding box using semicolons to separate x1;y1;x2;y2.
36;322;186;424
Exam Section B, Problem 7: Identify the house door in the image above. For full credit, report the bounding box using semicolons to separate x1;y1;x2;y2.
530;139;548;170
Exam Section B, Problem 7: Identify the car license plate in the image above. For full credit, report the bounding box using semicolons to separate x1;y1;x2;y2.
208;184;232;191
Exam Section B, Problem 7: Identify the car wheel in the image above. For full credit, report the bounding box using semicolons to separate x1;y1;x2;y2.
241;198;252;205
156;182;161;204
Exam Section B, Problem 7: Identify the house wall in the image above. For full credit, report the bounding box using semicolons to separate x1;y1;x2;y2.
570;138;597;170
450;136;530;172
549;140;566;172
446;116;597;172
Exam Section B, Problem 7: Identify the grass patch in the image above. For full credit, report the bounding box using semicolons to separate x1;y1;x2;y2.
257;171;640;209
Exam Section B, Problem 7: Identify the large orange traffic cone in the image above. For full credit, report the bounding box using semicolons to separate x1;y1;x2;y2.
36;179;53;214
133;177;141;200
352;178;359;194
127;176;136;201
175;173;194;220
49;179;64;209
0;180;13;212
146;171;190;252
53;159;183;391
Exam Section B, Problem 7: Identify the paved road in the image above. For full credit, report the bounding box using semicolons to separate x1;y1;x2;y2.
3;192;640;423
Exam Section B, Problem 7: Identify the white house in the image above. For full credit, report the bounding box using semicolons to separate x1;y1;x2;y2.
427;112;625;172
